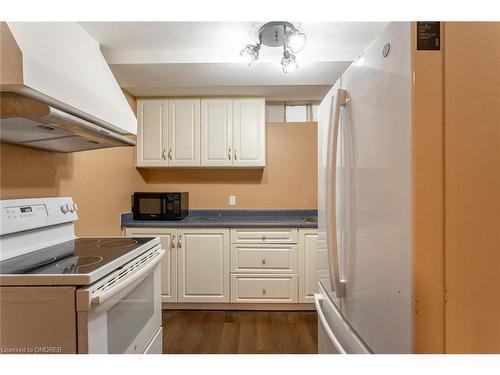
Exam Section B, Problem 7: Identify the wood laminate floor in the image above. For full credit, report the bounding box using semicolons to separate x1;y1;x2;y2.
162;310;318;354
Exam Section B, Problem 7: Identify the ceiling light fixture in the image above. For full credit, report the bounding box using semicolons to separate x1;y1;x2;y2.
281;50;298;73
286;30;307;53
240;43;261;66
240;21;306;73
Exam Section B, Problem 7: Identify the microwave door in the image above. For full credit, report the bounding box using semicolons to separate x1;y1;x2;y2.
140;197;162;219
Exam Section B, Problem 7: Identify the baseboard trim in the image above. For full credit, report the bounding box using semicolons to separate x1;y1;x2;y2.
162;302;316;311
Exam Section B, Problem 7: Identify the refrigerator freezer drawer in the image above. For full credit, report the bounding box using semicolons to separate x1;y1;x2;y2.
143;327;162;354
316;284;371;354
315;292;345;353
230;274;298;303
318;313;343;353
230;244;298;273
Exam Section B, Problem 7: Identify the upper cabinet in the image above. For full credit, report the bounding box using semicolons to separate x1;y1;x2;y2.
137;97;265;168
201;99;233;167
168;99;201;166
233;98;266;167
137;100;168;167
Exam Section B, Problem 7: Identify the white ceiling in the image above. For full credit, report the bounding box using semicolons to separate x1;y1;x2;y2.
80;22;387;100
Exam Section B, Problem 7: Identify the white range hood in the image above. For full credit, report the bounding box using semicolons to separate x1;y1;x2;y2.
0;22;137;152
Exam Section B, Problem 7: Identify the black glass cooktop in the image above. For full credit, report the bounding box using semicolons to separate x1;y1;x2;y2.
0;237;154;275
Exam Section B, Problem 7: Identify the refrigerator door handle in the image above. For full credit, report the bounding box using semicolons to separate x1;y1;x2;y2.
326;88;348;297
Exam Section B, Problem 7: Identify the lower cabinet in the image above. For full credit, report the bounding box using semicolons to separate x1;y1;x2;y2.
124;227;177;303
298;229;318;303
125;227;316;307
231;274;298;303
230;243;298;274
177;228;230;303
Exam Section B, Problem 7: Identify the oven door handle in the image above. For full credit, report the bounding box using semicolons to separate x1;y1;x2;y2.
91;249;165;306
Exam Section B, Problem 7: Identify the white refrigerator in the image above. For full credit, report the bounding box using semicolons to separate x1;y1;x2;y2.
316;22;413;354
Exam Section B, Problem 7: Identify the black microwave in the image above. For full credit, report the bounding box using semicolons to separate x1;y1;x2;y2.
132;192;189;221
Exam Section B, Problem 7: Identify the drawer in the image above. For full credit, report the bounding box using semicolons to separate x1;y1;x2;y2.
230;274;298;303
230;228;298;244
231;244;297;273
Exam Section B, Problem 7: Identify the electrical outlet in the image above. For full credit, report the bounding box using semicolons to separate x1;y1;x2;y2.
229;195;236;206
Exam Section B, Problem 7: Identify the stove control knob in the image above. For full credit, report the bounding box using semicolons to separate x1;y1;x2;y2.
68;204;75;213
61;204;69;214
73;203;78;211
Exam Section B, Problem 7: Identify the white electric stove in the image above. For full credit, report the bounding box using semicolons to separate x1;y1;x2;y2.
0;197;165;354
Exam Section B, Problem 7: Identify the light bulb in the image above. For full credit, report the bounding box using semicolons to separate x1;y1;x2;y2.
287;31;306;53
240;44;260;66
281;50;298;73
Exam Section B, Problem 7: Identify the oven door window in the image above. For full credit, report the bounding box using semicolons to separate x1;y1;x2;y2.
106;273;154;354
84;264;162;354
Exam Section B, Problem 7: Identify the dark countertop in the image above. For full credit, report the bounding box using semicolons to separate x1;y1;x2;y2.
121;209;318;229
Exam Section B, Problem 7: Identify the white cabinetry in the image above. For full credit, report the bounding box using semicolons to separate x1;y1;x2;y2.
231;274;298;303
177;228;230;302
298;229;318;303
124;226;317;307
231;244;298;274
232;98;265;167
124;228;177;302
136;100;168;167
137;97;265;168
168;99;200;166
229;228;299;303
230;228;298;244
136;99;200;167
201;99;233;167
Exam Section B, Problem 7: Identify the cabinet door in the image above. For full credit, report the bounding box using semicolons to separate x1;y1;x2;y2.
201;99;233;166
136;100;168;167
125;228;177;303
232;98;265;167
177;228;229;302
168;99;200;166
298;229;318;303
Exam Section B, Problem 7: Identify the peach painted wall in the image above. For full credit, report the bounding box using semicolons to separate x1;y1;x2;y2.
0;123;318;236
411;21;500;354
412;22;445;354
444;22;500;354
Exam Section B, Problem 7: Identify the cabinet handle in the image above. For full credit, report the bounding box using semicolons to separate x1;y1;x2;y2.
261;258;266;265
177;235;182;248
171;235;176;249
234;149;237;160
228;148;231;160
168;148;173;160
162;148;166;160
262;288;267;296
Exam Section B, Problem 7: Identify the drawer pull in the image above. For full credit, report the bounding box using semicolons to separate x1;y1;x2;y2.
170;235;176;249
261;258;266;265
262;288;267;296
